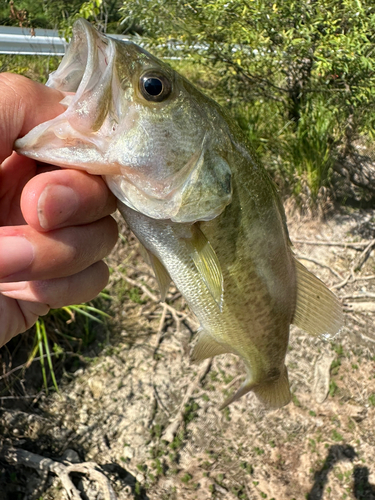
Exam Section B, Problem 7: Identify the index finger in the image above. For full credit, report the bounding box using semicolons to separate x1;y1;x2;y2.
21;168;117;231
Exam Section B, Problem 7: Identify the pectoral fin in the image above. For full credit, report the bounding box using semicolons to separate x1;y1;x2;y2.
148;251;171;302
138;243;171;301
292;259;343;338
187;225;224;311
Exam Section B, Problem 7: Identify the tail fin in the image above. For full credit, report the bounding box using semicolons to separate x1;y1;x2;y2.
253;365;291;409
220;365;291;410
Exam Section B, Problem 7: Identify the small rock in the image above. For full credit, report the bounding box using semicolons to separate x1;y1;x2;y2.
62;448;80;463
313;353;335;403
123;446;134;459
88;377;104;399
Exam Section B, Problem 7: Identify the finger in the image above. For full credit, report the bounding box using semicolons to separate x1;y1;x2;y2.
0;73;65;162
0;216;118;283
0;295;49;347
21;168;117;231
0;261;109;309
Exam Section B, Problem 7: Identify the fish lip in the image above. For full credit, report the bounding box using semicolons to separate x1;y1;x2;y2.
46;19;108;94
15;19;119;171
48;19;117;130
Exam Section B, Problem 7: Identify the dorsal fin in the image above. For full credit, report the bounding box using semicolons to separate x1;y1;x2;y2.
187;224;224;311
292;259;343;338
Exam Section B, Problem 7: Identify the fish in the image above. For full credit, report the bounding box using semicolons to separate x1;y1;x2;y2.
15;19;343;409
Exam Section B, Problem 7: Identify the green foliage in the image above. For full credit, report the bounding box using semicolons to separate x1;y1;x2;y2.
1;0;126;34
0;0;85;29
181;473;192;483
121;0;375;207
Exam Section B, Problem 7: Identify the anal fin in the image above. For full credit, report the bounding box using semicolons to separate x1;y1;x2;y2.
191;328;232;362
293;259;343;338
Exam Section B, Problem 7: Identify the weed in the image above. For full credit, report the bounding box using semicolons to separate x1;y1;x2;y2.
152;458;164;476
217;473;225;483
223;407;231;422
240;461;254;474
331;429;344;442
170;432;185;450
329;380;338;397
330;359;341;375
254;447;265;456
184;401;199;424
33;319;58;393
127;286;147;304
181;473;192;483
292;393;301;407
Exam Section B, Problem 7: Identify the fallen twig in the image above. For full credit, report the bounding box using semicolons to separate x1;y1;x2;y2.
0;446;118;500
347;313;367;326
343;292;375;300
153;303;169;356
293;239;369;249
333;239;375;290
153;384;171;417
332;273;352;290
124;276;188;324
212;481;239;500
0;393;43;400
162;359;212;442
344;302;375;312
352;239;375;272
124;275;159;302
346;275;375;283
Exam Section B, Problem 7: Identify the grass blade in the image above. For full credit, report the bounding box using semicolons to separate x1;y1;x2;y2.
41;320;59;393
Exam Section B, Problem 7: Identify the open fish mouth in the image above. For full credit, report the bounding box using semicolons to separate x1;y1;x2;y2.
15;19;122;174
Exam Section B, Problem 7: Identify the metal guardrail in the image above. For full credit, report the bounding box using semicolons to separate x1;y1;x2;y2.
0;25;128;56
0;25;67;56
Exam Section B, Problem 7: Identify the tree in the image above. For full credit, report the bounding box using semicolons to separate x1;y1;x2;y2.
121;0;375;205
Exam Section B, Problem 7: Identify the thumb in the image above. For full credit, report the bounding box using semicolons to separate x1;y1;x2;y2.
0;73;66;163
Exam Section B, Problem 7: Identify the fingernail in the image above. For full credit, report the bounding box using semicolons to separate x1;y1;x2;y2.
38;184;79;230
0;281;27;292
0;237;34;279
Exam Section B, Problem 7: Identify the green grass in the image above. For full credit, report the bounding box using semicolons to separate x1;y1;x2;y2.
0;54;61;83
24;295;112;393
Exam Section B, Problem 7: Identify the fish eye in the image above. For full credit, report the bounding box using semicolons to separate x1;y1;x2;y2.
139;71;172;102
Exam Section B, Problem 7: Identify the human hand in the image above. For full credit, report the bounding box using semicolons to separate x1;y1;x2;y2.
0;73;118;347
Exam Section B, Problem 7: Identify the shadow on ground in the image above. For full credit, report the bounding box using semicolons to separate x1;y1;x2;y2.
308;444;375;500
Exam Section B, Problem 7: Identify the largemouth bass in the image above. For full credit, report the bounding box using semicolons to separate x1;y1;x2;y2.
15;19;343;408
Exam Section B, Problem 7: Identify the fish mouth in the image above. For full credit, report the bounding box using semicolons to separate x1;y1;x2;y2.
15;19;121;175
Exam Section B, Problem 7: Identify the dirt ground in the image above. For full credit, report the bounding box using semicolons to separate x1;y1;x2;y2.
1;206;375;500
